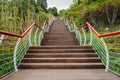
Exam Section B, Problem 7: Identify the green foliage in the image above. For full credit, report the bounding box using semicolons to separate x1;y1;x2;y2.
59;0;120;30
0;0;49;77
0;0;48;34
36;0;47;12
48;7;58;16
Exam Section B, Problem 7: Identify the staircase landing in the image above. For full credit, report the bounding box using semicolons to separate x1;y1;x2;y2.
4;69;119;80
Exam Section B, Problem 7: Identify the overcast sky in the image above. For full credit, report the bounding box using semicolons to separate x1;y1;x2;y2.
47;0;73;11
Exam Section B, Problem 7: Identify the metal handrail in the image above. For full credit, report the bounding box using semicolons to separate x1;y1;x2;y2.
67;20;120;74
77;21;120;38
99;31;120;37
0;23;43;38
0;20;51;78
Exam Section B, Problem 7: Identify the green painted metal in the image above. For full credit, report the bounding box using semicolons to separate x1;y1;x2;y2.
0;20;51;78
66;20;120;75
104;36;120;75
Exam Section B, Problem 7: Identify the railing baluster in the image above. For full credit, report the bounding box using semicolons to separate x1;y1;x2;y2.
34;28;39;46
0;35;5;44
101;37;109;71
29;28;33;46
78;31;82;46
89;27;93;45
14;38;21;72
82;28;86;46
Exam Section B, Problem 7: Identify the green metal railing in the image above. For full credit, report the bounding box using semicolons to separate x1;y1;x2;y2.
0;19;53;78
105;35;120;74
65;20;120;75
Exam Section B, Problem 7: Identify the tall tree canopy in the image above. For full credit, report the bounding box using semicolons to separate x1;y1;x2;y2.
0;0;48;33
60;0;120;31
48;7;58;16
36;0;47;12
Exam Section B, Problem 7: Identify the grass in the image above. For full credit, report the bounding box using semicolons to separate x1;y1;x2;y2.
97;25;120;34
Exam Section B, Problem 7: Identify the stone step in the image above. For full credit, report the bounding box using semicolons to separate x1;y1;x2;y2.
25;53;98;58
41;41;79;45
19;63;105;69
29;46;92;49
42;38;78;40
41;42;79;46
27;49;95;53
44;32;75;36
22;58;101;63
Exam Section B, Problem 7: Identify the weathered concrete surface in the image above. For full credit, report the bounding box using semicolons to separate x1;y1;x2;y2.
3;69;119;80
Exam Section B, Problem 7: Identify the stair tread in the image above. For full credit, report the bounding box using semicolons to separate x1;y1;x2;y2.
42;44;79;45
27;52;95;54
25;53;98;58
20;63;103;65
27;49;95;53
30;45;92;47
23;58;100;59
28;49;94;50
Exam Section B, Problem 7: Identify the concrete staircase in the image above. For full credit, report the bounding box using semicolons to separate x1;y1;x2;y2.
19;19;105;69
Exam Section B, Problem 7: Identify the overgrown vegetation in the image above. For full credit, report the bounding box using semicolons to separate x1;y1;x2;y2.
59;0;120;32
48;7;58;16
0;0;49;34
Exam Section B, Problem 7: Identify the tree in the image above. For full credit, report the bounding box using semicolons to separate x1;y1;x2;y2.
104;0;120;27
73;0;81;4
0;0;48;33
36;0;47;12
60;0;120;29
48;7;58;16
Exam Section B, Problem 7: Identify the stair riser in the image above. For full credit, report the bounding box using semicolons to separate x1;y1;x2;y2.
29;46;92;49
43;37;77;40
19;65;105;69
27;50;95;53
42;42;79;44
44;36;76;38
25;54;98;58
42;40;79;42
45;32;75;35
44;34;76;37
41;43;79;45
22;59;101;63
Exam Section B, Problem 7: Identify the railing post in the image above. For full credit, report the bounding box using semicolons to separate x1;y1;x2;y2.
89;27;93;45
38;31;41;46
41;30;44;39
29;28;33;46
38;30;44;46
47;25;49;32
67;21;71;32
73;21;78;39
101;37;109;71
14;38;21;72
34;28;39;46
82;28;86;46
64;19;67;26
78;32;82;46
0;35;5;44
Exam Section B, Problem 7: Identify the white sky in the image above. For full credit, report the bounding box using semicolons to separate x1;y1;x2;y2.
47;0;73;11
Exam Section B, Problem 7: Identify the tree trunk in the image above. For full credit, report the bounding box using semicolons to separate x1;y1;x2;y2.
111;8;118;27
105;6;111;26
90;13;99;29
105;5;118;27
